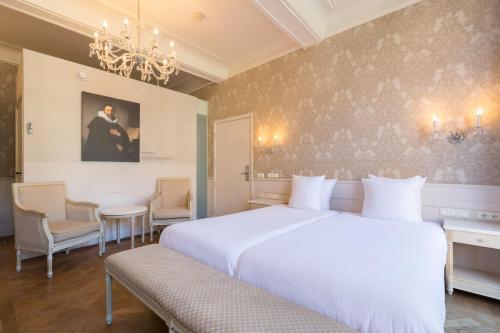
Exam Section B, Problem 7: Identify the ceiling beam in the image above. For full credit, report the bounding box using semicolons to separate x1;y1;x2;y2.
249;0;324;48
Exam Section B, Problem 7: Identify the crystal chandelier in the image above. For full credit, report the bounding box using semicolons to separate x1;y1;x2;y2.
89;0;179;85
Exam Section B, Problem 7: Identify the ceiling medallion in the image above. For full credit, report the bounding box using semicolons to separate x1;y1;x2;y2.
89;0;179;85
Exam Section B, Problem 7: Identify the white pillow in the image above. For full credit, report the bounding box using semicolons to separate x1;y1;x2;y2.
321;179;337;210
288;175;325;211
361;176;426;222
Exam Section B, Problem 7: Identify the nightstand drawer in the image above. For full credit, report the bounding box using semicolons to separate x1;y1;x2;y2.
451;230;500;250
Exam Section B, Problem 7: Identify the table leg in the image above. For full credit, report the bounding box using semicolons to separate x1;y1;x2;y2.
116;219;121;244
141;214;145;244
130;216;135;249
446;239;454;295
102;218;107;253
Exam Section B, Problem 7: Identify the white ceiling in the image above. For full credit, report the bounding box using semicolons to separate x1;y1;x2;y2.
1;0;422;82
99;0;291;63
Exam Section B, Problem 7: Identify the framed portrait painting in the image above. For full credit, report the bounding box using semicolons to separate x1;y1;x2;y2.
81;92;140;162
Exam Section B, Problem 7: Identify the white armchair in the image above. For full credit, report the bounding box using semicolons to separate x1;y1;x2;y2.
12;182;103;278
149;178;193;242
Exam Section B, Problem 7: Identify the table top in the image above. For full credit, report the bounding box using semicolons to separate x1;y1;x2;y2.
444;217;500;236
100;205;148;216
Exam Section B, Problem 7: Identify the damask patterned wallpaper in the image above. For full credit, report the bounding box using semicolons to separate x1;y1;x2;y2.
193;0;500;185
0;62;17;178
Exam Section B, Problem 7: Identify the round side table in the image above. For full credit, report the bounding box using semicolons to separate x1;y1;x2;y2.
100;206;147;252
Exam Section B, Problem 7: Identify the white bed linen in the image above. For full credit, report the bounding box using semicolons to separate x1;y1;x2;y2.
236;213;447;333
159;205;338;275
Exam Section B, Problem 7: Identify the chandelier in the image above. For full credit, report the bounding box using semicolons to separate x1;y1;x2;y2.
89;0;179;85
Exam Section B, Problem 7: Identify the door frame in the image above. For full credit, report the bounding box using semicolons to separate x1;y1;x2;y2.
213;113;253;216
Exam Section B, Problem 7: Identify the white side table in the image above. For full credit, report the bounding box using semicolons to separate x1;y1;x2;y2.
444;217;500;300
100;206;148;252
248;198;287;210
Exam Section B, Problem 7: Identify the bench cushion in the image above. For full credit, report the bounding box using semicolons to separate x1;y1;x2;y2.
105;244;357;333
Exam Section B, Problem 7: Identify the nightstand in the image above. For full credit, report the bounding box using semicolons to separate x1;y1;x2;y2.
248;198;287;210
444;217;500;300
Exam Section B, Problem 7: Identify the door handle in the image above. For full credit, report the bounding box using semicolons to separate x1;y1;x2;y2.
240;165;250;181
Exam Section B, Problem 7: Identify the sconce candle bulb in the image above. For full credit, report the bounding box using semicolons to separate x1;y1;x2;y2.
432;114;440;134
475;107;483;129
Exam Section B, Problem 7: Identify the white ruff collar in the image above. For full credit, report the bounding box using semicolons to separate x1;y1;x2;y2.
98;110;118;124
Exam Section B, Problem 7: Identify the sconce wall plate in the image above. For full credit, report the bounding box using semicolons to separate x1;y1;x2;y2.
446;130;467;144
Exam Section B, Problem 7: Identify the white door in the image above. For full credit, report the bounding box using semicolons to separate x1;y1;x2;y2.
214;115;252;216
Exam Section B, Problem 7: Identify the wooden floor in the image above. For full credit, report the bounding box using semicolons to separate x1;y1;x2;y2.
0;236;499;333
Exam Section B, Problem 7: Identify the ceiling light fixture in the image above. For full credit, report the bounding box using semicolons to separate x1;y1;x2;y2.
89;0;179;85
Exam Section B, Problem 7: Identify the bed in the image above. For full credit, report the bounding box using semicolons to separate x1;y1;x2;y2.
159;204;337;275
236;213;447;333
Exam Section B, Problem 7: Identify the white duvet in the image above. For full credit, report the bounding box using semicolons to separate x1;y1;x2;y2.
236;213;447;333
159;205;338;275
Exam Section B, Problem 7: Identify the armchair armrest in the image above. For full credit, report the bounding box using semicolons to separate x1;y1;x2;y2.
66;198;100;222
66;198;99;209
186;191;193;211
15;204;49;218
149;193;162;214
12;204;51;249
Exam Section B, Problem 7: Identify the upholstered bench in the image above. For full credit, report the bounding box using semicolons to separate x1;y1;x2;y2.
104;244;357;333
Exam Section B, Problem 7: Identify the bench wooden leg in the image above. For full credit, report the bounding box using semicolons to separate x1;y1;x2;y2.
106;272;113;325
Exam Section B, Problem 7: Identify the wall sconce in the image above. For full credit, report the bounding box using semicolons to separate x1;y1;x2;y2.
257;133;282;154
431;107;485;144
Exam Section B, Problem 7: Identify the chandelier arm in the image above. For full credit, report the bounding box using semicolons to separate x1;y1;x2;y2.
89;0;178;85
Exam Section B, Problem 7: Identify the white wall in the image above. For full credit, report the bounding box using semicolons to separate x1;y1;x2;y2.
21;49;198;242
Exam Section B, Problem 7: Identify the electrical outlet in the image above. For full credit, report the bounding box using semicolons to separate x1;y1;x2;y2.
256;173;265;178
267;173;279;179
478;211;500;221
478;211;490;220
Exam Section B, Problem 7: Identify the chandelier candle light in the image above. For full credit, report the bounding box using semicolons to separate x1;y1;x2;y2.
89;0;179;85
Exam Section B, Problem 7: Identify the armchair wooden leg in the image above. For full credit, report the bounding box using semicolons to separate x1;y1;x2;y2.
105;272;113;325
16;249;22;272
47;253;53;279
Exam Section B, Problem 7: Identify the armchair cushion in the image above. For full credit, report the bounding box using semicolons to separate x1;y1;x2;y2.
153;207;190;220
49;220;100;242
18;184;66;222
